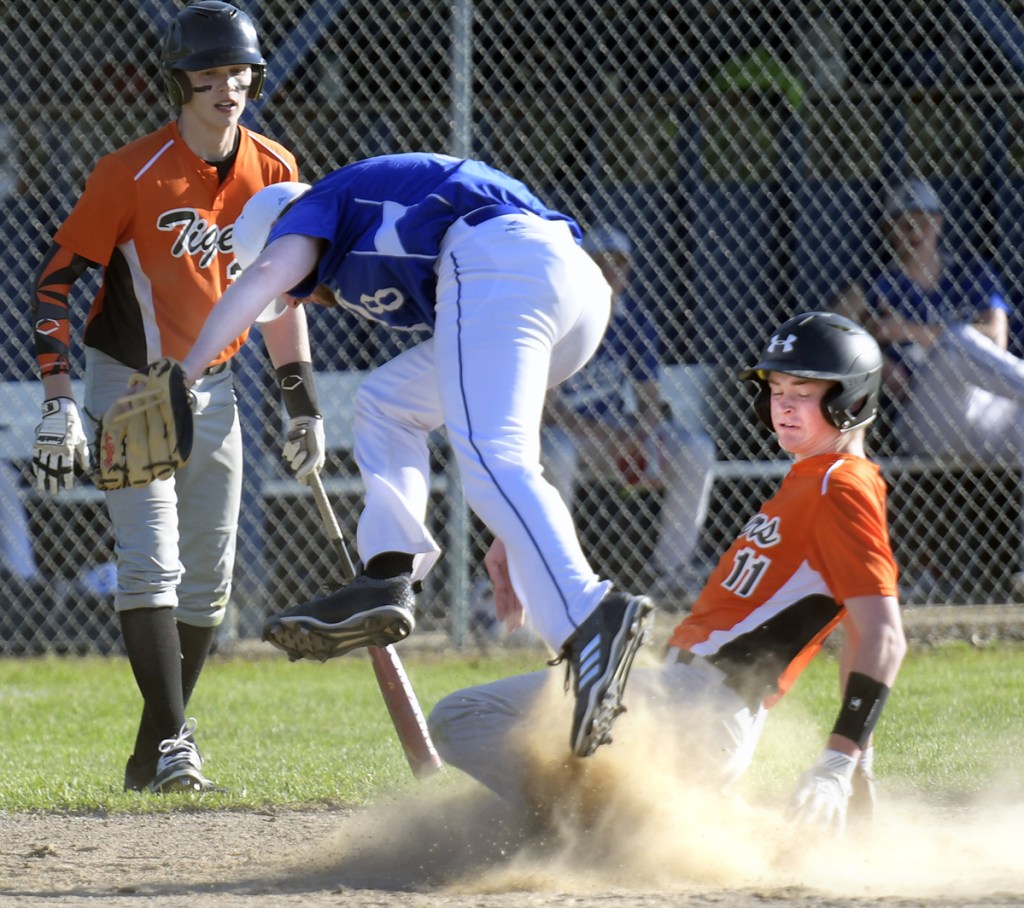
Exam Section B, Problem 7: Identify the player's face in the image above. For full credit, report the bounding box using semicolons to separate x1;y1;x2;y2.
767;372;840;459
183;64;252;126
885;209;943;258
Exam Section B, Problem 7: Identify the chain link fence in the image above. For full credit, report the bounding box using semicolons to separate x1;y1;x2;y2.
2;1;1024;655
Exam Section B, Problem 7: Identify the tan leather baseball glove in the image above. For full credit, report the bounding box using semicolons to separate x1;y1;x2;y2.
94;357;194;491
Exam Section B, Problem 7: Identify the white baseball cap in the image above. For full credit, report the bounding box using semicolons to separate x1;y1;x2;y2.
883;178;943;218
233;181;311;323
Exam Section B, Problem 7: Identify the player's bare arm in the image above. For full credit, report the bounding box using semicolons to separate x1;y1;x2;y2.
258;300;313;369
789;592;904;829
827;593;906;757
181;234;320;384
483;538;525;632
259;303;327;482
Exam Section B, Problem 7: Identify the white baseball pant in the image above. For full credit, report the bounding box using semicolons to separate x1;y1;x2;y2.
350;211;614;650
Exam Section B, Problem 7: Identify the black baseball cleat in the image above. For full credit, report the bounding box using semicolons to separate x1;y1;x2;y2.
555;590;653;758
262;573;416;662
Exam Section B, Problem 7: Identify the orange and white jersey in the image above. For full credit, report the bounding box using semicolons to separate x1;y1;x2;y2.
668;452;898;708
48;121;297;372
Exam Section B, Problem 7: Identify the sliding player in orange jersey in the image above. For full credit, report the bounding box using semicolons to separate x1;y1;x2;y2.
30;3;321;794
430;311;907;833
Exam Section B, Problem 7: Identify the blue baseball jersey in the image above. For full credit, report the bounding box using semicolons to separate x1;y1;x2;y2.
267;153;581;331
863;252;1010;372
553;295;663;422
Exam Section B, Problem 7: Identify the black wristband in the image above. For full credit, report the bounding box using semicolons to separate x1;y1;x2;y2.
276;361;320;418
831;671;890;748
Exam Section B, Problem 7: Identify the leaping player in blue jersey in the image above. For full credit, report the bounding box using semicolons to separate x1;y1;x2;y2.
179;153;654;758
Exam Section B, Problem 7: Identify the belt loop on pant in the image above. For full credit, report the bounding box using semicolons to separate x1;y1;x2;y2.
462;203;525;227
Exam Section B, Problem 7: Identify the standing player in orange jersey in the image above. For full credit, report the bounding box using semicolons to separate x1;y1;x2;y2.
430;311;907;832
30;2;323;793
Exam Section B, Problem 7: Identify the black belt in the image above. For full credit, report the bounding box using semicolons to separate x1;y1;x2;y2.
201;361;230;376
462;203;526;227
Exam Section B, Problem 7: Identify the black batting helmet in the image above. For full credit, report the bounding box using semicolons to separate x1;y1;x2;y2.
739;311;883;432
162;1;266;107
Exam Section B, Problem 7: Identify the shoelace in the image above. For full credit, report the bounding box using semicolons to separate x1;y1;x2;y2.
547;645;573;692
156;717;202;769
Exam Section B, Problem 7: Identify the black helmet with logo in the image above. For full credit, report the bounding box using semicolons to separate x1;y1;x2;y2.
162;1;266;106
739;311;883;432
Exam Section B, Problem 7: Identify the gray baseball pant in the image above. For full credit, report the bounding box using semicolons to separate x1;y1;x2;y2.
84;348;243;627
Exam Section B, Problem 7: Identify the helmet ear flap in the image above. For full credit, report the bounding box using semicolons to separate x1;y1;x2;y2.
752;381;773;430
822;384;873;432
165;71;192;107
248;65;266;101
821;382;845;429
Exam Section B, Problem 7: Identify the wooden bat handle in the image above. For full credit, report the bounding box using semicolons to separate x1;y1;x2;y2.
306;471;356;582
305;471;442;778
368;645;443;777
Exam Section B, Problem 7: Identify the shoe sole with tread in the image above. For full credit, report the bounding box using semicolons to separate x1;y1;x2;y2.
572;594;653;758
262;606;414;662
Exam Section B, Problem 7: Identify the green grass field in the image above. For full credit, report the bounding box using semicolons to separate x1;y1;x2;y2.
1;641;1022;813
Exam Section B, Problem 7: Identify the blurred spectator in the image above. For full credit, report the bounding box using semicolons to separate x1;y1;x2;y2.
832;176;1024;592
542;226;716;604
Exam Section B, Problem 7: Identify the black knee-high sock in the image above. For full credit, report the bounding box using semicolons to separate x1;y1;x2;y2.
131;622;217;765
365;552;414;579
120;608;185;762
178;623;216;706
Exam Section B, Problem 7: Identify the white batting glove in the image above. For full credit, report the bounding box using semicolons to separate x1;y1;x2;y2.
33;397;92;494
282;415;326;482
787;748;855;833
848;744;877;826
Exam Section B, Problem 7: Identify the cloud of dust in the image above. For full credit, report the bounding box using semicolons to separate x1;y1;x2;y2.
302;672;1024;900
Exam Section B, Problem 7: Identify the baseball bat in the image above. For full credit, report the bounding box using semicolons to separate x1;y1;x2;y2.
306;470;443;778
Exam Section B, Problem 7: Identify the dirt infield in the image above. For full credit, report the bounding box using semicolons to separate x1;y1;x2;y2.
3;613;1022;907
3;781;1023;906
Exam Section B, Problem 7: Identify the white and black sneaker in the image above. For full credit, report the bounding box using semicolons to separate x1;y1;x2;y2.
262;573;416;662
557;591;653;758
149;718;221;794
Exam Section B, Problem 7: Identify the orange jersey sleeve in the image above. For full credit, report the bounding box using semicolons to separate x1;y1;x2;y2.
806;459;899;602
668;453;898;706
49;122;298;371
